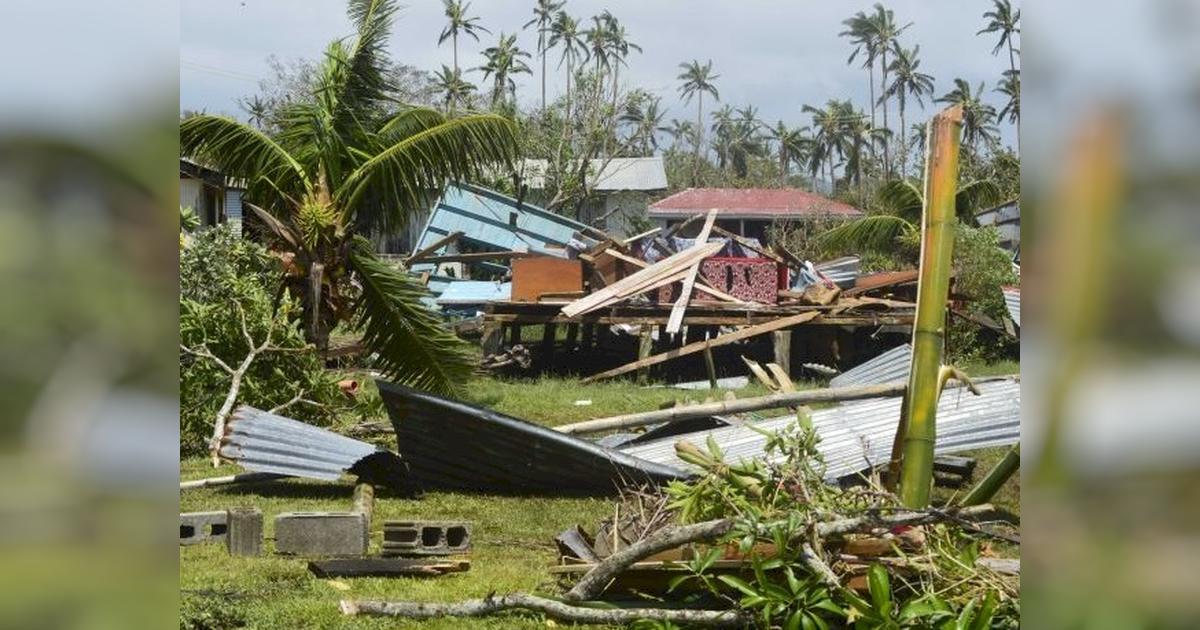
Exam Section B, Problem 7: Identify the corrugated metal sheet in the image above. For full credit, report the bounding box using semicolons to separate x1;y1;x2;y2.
619;379;1020;482
377;381;691;495
435;281;511;305
519;157;668;191
411;184;590;263
219;407;405;485
830;344;913;387
1003;286;1021;327
649;188;863;218
815;256;861;288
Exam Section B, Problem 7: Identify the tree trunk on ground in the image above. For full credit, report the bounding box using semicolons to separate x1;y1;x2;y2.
341;595;746;627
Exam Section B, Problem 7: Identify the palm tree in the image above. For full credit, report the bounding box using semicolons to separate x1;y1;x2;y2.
996;69;1019;125
620;94;668;155
817;178;1002;256
583;13;613;88
978;0;1020;78
665;118;696;152
843;112;891;195
438;0;490;110
840;10;880;130
726;105;764;179
864;3;911;177
936;78;1000;155
677;59;719;185
767;122;811;188
478;33;532;107
881;45;935;177
180;0;518;395
523;0;565;111
433;65;476;111
603;13;641;105
802;99;852;193
709;104;735;171
547;11;587;119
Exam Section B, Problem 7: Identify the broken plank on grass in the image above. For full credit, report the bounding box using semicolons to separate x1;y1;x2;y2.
666;209;718;334
577;311;821;385
309;558;470;578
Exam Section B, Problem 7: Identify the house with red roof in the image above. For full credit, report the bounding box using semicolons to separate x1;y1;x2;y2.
648;187;863;243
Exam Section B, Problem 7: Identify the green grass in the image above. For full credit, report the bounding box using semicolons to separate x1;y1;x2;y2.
180;371;1019;629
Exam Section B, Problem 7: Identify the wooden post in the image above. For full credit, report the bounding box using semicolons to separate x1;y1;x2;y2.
772;330;792;378
581;323;595;350
542;324;558;368
481;325;504;356
509;324;522;346
352;483;375;526
637;328;654;384
565;324;579;350
703;346;718;390
226;507;263;557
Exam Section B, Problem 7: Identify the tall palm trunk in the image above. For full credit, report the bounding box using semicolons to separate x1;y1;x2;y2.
565;55;573;120
451;32;460;114
779;149;787;187
1006;38;1020;152
898;95;907;177
880;50;891;178
868;64;877;128
693;94;703;186
897;104;963;508
540;41;547;111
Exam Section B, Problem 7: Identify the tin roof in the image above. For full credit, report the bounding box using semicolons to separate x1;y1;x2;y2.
520;157;668;192
649;188;863;218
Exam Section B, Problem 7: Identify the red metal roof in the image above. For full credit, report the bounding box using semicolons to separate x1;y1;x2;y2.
649;188;863;218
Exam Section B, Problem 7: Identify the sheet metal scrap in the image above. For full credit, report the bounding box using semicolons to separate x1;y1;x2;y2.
218;406;407;487
619;379;1020;482
829;344;913;388
377;381;691;495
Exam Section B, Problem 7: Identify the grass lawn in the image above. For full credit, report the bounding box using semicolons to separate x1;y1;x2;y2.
180;369;1018;629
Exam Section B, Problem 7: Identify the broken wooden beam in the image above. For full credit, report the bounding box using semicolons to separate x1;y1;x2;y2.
666;210;718;334
310;558;470;578
405;231;464;264
415;251;540;264
556;381;909;435
577;311;820;384
562;241;725;317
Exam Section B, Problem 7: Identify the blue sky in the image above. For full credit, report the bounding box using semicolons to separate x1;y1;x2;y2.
181;0;1018;149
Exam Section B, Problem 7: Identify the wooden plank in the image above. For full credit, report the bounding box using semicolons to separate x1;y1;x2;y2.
765;361;795;392
561;242;724;317
622;227;661;246
557;379;910;435
603;246;742;304
772;330;793;377
740;356;778;391
666;210;718;334
710;225;784;263
703;346;718;390
578;311;821;384
405;231;463;264
308;558;471;578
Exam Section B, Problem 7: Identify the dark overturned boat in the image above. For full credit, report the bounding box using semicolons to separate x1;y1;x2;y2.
377;381;691;495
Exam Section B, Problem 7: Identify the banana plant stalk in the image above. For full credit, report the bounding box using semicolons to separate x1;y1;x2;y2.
898;104;964;508
961;444;1020;506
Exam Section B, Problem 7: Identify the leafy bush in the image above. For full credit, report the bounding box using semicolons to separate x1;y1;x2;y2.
180;225;343;456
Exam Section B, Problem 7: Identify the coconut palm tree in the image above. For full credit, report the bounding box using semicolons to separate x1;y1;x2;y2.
978;0;1020;78
665;118;696;152
881;45;935;177
583;13;613;87
547;11;587;119
767;122;811;188
620;94;668;155
433;65;476;111
725;105;764;179
843;112;891;196
802;99;852;193
523;0;565;111
438;0;490;108
709;104;735;171
677;59;719;185
936;78;1000;155
180;0;518;395
996;69;1019;125
603;14;641;105
864;3;911;177
478;33;532;108
817;178;1002;256
840;10;881;130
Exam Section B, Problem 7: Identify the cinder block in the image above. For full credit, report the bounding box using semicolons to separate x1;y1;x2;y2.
181;511;229;546
382;520;472;557
274;512;367;558
226;507;263;557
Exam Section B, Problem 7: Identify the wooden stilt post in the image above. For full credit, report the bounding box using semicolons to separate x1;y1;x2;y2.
510;324;522;346
637;328;654;384
542;324;557;369
703;346;719;390
581;323;595;351
565;323;579;350
772;330;792;378
481;325;504;356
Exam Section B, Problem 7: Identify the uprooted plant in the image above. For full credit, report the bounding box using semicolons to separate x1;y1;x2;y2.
340;409;1018;628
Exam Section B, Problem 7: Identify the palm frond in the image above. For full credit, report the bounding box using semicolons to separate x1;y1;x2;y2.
180;115;308;190
339;113;518;234
873;179;923;220
817;215;916;255
955;180;1003;219
348;238;474;396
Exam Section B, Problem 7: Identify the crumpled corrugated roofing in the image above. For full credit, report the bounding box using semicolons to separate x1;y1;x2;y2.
830;344;913;388
649;188;864;218
1003;286;1021;327
618;379;1020;482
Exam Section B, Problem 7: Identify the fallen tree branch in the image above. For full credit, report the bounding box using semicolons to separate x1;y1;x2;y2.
340;594;745;627
565;519;735;601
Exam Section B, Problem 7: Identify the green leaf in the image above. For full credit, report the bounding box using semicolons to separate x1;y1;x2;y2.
716;575;760;598
867;565;893;619
348;239;474;395
786;610;804;630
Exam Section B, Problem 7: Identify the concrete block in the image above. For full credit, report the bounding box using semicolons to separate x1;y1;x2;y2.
274;512;367;558
226;507;263;557
382;520;471;557
180;511;228;546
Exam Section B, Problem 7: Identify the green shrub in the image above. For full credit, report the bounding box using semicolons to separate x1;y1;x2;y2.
180;225;343;456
